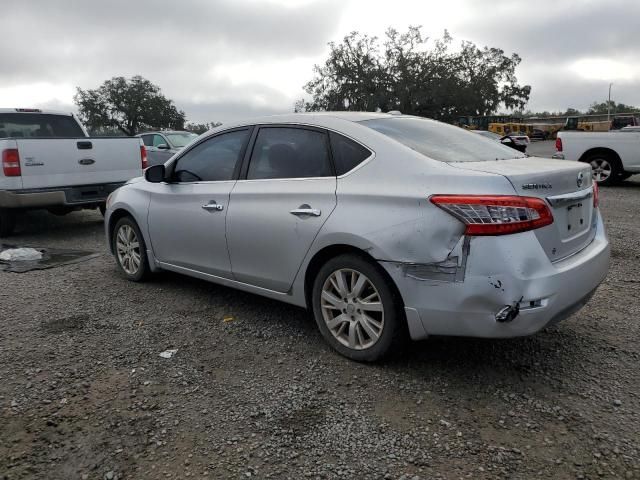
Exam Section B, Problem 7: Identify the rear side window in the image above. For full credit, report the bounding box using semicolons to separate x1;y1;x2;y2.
0;113;84;138
329;132;372;175
173;129;249;182
362;117;525;162
247;127;332;180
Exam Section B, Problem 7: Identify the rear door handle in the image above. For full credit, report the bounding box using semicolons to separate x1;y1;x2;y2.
202;201;224;212
290;206;321;217
77;141;92;150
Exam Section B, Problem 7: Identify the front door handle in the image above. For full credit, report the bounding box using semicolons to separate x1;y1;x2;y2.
290;205;321;217
202;202;224;212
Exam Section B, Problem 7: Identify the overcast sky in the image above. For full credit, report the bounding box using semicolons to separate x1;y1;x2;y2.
1;0;638;123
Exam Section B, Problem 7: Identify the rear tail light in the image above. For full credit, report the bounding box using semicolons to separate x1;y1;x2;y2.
430;195;554;236
2;148;21;177
140;145;148;169
593;181;599;208
555;137;563;151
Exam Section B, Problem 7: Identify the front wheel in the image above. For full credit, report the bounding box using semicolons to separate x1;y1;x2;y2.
112;217;150;281
311;254;405;362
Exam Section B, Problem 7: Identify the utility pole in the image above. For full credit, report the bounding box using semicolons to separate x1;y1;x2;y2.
608;82;613;130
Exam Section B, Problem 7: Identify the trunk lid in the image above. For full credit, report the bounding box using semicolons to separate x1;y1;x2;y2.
450;157;596;262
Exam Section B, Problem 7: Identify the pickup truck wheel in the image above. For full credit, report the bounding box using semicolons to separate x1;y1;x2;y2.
585;153;620;186
0;210;17;237
113;217;150;281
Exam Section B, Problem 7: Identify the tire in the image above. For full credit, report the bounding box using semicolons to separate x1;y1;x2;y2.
311;253;405;362
584;152;621;186
0;209;16;237
112;216;150;282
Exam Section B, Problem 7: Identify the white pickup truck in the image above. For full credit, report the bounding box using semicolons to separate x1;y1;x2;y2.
554;129;640;185
0;109;147;236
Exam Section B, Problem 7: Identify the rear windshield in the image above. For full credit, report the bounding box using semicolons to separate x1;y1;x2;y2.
0;113;85;138
361;117;525;162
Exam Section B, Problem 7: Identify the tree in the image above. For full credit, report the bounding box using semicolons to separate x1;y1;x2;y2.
74;76;185;136
587;101;638;115
303;27;531;121
185;122;222;135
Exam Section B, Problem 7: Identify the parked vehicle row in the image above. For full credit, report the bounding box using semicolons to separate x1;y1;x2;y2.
472;130;530;152
106;113;609;361
0;109;147;236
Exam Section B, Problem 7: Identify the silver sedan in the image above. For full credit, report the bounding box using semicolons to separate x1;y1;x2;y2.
105;113;610;361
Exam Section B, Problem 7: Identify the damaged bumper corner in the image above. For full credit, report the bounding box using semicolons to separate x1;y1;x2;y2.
380;214;610;341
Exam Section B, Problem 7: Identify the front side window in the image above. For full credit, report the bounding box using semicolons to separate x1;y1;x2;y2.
172;129;249;182
361;117;525;162
329;132;372;175
247;127;332;180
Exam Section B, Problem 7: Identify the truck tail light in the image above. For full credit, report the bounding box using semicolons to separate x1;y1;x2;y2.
430;195;554;236
593;181;599;208
555;137;563;152
2;149;21;177
140;145;148;169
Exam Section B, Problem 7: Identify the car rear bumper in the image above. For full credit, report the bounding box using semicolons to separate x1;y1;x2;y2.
381;212;610;340
0;183;124;209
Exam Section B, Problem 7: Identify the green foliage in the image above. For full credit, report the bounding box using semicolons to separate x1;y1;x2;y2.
587;101;639;115
185;122;222;135
74;76;185;136
303;27;531;120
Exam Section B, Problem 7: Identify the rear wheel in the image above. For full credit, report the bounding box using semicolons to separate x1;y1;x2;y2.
311;253;405;362
585;152;620;186
112;216;150;281
0;209;16;237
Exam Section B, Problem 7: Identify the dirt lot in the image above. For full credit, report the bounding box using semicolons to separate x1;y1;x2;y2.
1;178;639;480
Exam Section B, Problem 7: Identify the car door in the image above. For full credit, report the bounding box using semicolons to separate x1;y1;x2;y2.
147;128;251;277
226;125;337;292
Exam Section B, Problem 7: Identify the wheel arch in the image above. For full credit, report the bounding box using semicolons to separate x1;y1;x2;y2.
303;243;405;313
107;208;136;254
579;147;623;168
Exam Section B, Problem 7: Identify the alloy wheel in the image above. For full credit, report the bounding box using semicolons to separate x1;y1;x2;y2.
590;158;612;183
116;224;141;275
320;269;385;350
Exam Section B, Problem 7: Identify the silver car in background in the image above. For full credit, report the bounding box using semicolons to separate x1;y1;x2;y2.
106;113;610;361
137;131;198;166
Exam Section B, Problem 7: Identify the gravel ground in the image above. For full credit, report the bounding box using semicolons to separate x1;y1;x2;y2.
1;179;639;480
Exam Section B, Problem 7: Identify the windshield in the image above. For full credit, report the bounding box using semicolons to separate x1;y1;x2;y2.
0;113;85;138
361;117;525;162
166;132;198;148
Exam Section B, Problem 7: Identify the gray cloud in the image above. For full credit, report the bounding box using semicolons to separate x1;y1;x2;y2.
1;0;639;122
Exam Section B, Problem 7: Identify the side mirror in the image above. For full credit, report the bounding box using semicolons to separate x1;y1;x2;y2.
145;164;165;183
156;143;170;150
